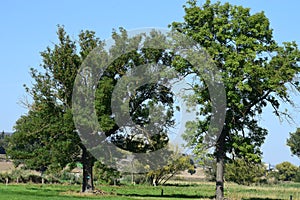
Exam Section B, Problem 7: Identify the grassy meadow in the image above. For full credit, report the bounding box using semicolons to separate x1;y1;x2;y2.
0;182;299;200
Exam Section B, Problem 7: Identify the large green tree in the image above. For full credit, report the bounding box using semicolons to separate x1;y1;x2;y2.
7;27;178;192
172;0;300;199
287;128;300;159
72;28;185;174
7;26;98;192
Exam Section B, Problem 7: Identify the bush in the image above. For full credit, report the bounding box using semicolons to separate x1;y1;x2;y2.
275;162;298;181
26;174;43;183
45;174;62;184
266;171;279;185
225;159;266;185
121;174;147;185
292;167;300;182
0;172;11;183
93;161;121;185
59;170;81;184
0;171;48;184
9;169;26;183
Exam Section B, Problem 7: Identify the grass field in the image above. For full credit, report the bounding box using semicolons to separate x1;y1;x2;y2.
0;182;299;200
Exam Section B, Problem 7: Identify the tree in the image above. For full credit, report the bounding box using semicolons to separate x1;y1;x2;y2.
72;28;186;177
294;167;300;182
7;27;178;192
287;128;300;158
7;100;80;175
0;131;7;154
225;158;266;185
7;26;101;192
275;161;298;181
172;0;300;198
93;28;175;153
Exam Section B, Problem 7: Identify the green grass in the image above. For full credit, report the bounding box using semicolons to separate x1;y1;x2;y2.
0;182;299;200
0;184;132;200
224;182;300;200
0;183;213;200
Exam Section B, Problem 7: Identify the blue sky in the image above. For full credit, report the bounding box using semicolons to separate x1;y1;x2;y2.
1;0;300;166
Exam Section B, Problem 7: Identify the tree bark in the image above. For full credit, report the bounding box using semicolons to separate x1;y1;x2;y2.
215;130;226;200
81;146;94;193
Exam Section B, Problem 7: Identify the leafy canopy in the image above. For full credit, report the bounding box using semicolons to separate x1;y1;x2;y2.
287;128;300;159
172;0;300;163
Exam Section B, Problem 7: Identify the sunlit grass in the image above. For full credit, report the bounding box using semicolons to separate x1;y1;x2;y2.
0;182;299;199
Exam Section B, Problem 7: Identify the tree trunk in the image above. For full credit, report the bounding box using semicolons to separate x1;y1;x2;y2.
215;131;226;200
131;172;134;184
40;170;45;185
81;146;94;193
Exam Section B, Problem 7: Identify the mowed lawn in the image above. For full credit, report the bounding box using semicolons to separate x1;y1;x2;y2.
0;182;299;200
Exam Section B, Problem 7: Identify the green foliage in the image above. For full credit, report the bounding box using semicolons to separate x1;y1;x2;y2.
93;28;176;154
0;141;5;155
6;26;97;169
146;146;195;186
225;159;266;185
0;131;10;154
121;174;147;185
6;26;103;192
275;161;298;181
0;172;10;183
0;170;49;184
58;170;81;184
287;128;300;159
172;0;300;198
294;167;300;182
7;26;179;192
93;161;121;185
174;0;300;163
7;102;80;172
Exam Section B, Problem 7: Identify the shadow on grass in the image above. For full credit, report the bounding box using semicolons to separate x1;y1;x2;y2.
1;186;66;199
119;193;215;199
242;198;284;200
163;183;205;187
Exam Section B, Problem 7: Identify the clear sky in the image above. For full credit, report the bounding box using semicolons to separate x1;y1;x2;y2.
1;0;300;166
